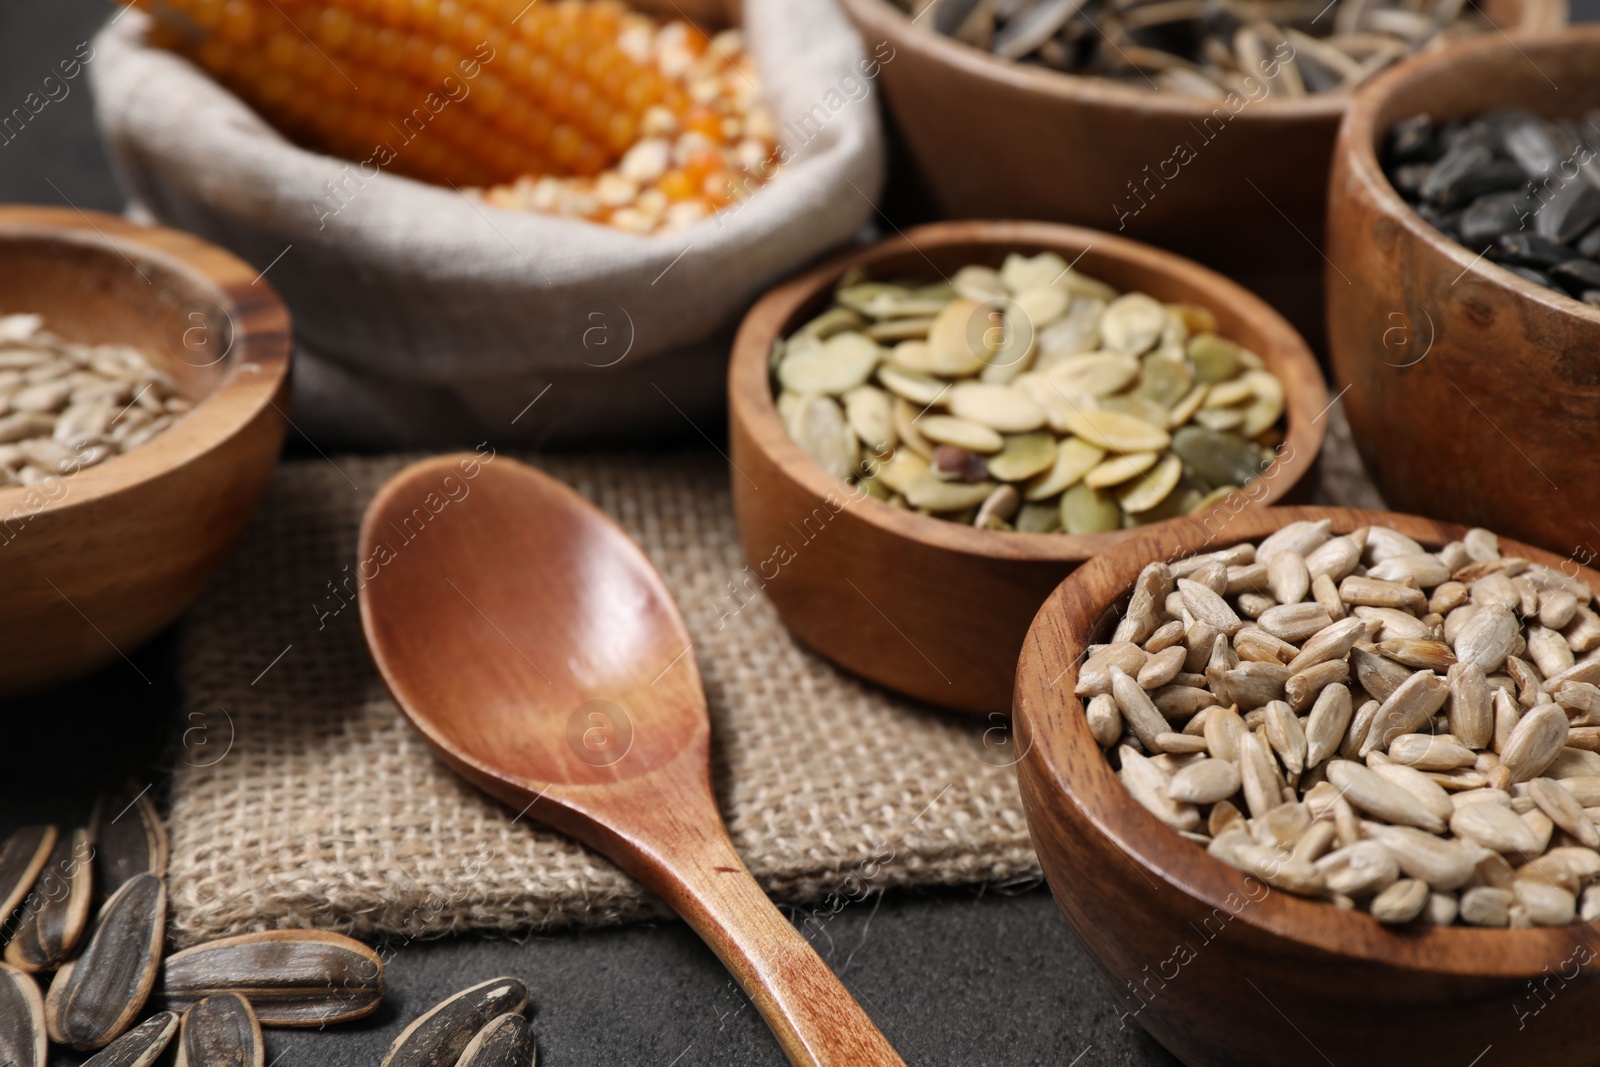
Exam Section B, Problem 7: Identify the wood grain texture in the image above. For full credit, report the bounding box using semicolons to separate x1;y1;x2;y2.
1328;30;1600;561
0;205;291;697
728;220;1327;714
1014;505;1600;1067
837;0;1563;344
358;455;905;1067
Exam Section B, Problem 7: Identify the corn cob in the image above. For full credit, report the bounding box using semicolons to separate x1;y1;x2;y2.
130;0;779;231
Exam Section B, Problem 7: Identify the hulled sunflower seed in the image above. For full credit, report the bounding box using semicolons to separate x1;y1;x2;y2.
1109;667;1170;752
1500;704;1570;782
0;826;57;921
0;963;45;1067
1370;878;1429;923
1167;758;1240;805
5;827;94;974
89;783;169;894
1513;881;1576;926
1361;670;1449;756
175;994;263;1067
1314;841;1398;897
1460;886;1514;926
1387;734;1476;770
456;1014;535;1067
45;873;166;1050
1527;778;1600;848
1450;801;1543;857
79;1012;180;1067
381;978;531;1067
159;930;385;1027
1362;825;1478;889
1326;760;1445;832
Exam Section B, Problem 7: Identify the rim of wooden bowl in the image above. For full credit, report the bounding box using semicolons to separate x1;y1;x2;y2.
1016;504;1600;975
838;0;1566;121
728;219;1327;564
1339;27;1600;327
0;205;292;510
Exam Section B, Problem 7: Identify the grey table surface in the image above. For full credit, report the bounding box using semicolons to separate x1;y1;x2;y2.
2;3;1594;1065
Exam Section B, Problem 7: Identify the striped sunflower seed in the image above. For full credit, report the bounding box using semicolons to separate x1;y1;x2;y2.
456;1013;535;1067
5;828;94;973
79;1012;180;1067
174;994;263;1067
0;827;57;921
89;783;169;894
0;962;45;1067
159;930;385;1027
45;873;166;1051
381;978;531;1067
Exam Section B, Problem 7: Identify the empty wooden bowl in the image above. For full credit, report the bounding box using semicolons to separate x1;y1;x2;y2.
727;220;1326;714
0;206;291;696
1328;30;1600;560
838;0;1563;342
1014;505;1600;1067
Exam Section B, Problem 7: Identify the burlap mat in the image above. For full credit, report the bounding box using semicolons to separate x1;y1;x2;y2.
165;406;1381;947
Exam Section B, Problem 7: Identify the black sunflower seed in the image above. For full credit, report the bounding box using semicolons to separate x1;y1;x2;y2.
89;784;168;898
381;977;530;1067
0;963;45;1067
44;873;166;1051
159;930;385;1027
0;826;57;921
5;828;95;973
455;1013;535;1067
80;1012;180;1067
174;994;263;1067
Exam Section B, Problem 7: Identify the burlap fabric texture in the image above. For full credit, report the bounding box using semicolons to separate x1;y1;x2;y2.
165;452;1042;947
90;1;885;448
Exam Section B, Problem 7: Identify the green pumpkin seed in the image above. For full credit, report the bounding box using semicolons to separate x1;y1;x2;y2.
1099;394;1175;431
1059;408;1170;453
1135;352;1194;408
977;304;1037;385
904;471;997;512
1115;453;1184;514
915;414;1004;454
842;385;896;455
1024;437;1105;500
1015;502;1062;533
1060;482;1123;534
927;298;994;377
785;395;858;480
90;782;168;894
1167;383;1208;428
1189;484;1242;514
834;282;910;317
999;251;1068;294
885;340;941;375
891;399;935;458
1192;408;1245;432
174;994;262;1067
792;307;863;341
876;450;927;495
158;930;385;1027
1084;451;1160;489
456;1013;535;1067
864;317;933;343
80;1012;179;1067
45;873;165;1051
1203;379;1254;408
1099;292;1166;354
0;827;56;922
5;828;94;973
1187;333;1241;383
1035;297;1104;360
1239;370;1286;438
381;978;530;1067
985;432;1057;482
877;365;948;407
1011;285;1068;329
951;265;1006;302
1043;353;1139;398
0;963;45;1067
1171;426;1266;489
777;331;880;396
946;382;1046;433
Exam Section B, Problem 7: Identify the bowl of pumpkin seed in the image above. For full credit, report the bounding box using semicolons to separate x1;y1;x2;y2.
728;220;1326;713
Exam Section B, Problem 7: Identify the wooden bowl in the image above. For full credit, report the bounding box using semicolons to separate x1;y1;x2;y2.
0;206;291;697
728;220;1327;714
1328;30;1600;561
838;0;1564;343
1014;505;1600;1067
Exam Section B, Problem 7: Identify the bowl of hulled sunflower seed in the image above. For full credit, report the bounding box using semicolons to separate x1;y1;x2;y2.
0;205;290;697
835;0;1563;342
1014;505;1600;1067
728;220;1325;713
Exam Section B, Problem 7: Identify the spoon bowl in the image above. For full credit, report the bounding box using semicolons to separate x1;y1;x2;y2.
359;454;904;1067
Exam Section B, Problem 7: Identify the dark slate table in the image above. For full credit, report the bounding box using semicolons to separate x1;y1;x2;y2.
2;2;1592;1063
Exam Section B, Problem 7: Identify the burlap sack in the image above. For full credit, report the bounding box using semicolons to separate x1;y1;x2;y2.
165;452;1041;947
89;2;885;447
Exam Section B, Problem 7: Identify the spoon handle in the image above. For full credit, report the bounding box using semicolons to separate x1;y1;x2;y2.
558;764;908;1067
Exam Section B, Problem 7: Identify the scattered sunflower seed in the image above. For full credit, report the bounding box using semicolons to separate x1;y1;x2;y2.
79;1012;180;1067
5;828;94;973
89;783;169;895
159;930;386;1027
381;978;531;1067
0;827;57;921
455;1013;536;1067
174;994;263;1067
0;962;45;1067
45;874;166;1050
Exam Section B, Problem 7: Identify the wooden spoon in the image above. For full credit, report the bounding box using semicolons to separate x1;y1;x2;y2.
358;454;905;1067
